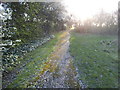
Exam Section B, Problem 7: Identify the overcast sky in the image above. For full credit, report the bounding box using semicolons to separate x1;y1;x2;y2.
63;0;119;20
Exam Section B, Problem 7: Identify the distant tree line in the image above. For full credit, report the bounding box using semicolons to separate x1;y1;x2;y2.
75;10;118;35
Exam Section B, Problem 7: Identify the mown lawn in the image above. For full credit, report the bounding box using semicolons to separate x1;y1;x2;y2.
6;32;62;88
69;31;118;88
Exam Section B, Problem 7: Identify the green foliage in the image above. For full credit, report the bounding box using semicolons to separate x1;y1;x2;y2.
2;2;67;73
6;2;66;42
2;2;67;45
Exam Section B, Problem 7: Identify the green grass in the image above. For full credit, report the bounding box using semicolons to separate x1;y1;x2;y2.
70;31;118;88
7;32;62;88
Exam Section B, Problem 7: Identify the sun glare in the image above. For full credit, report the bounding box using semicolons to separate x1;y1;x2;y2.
63;0;118;21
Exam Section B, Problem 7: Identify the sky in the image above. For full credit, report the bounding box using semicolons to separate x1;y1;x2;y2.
0;0;119;21
62;0;119;21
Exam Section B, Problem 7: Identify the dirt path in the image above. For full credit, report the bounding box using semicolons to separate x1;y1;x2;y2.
29;31;80;88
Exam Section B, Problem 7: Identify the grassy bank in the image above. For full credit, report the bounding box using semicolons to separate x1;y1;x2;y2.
6;32;62;88
69;31;118;88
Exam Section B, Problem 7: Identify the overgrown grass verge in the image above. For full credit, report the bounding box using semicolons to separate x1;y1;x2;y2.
69;31;118;88
6;32;62;88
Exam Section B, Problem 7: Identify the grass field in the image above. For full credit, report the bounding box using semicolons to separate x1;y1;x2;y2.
69;31;118;88
6;32;62;88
